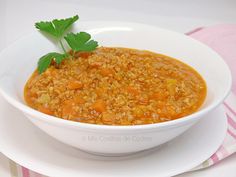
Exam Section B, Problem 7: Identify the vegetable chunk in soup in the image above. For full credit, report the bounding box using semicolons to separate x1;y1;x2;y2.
24;47;206;125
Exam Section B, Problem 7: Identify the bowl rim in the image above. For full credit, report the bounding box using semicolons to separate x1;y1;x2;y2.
0;21;232;130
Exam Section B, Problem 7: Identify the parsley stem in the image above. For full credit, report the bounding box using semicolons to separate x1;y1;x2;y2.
59;40;67;54
72;50;75;59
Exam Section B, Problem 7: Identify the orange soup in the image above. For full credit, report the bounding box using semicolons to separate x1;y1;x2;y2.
24;47;206;125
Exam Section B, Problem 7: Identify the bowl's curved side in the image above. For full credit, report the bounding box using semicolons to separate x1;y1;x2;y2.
24;112;197;155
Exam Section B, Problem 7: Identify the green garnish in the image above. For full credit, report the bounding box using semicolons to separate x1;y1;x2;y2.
35;15;79;38
35;15;98;74
64;32;98;52
38;53;66;74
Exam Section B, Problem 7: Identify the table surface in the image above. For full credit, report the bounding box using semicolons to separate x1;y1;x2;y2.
0;0;236;176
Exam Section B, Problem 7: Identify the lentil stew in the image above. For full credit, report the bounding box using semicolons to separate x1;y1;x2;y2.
24;47;207;125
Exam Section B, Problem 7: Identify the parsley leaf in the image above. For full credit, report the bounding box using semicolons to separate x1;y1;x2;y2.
35;15;79;38
64;32;98;52
37;52;66;74
35;15;99;74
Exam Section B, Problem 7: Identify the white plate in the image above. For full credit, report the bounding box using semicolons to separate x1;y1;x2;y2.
0;96;227;177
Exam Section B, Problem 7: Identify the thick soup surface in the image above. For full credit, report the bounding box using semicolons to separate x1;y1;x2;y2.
24;47;206;125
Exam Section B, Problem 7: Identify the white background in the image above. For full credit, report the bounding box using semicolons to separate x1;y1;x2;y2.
0;0;236;176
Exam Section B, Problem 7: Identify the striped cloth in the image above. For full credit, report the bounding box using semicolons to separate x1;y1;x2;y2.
187;24;236;170
192;93;236;170
7;25;236;176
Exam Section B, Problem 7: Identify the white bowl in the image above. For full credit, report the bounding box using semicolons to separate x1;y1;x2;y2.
0;22;232;155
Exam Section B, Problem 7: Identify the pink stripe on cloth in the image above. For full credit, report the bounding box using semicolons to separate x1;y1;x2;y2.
227;114;236;129
224;102;236;116
227;129;236;140
22;167;30;177
210;153;219;163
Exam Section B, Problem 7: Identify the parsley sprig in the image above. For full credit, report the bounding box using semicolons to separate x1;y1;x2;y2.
35;15;98;74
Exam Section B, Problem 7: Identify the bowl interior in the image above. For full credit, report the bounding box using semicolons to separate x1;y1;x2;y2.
0;22;231;119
